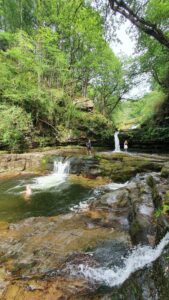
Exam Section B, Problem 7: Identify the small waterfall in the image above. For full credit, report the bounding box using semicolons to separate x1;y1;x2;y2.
69;232;169;287
53;159;70;175
114;131;120;152
31;158;70;190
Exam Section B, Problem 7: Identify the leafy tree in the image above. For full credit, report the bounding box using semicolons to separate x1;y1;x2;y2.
89;45;125;116
0;0;36;33
0;0;129;150
107;0;169;49
138;1;169;91
0;105;32;151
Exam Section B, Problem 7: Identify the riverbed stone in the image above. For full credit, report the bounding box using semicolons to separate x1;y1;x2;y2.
0;214;130;278
2;277;93;300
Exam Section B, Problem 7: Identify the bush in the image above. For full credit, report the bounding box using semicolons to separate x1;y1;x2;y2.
0;105;33;152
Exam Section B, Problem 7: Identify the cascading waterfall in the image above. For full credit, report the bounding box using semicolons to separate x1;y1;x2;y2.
30;158;70;190
53;159;70;174
69;232;169;287
114;131;120;152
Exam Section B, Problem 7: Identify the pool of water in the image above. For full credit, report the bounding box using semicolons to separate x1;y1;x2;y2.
0;175;92;222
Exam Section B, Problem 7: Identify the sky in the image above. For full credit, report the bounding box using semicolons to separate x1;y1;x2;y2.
111;20;135;57
110;20;151;99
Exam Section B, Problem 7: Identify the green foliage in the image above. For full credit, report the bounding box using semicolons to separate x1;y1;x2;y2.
0;105;32;151
0;1;122;150
156;189;169;217
138;0;169;91
64;105;113;139
113;91;165;130
155;204;169;217
1;0;168;151
146;0;169;28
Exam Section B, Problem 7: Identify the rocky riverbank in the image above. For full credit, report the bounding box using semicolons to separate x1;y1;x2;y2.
0;147;167;180
0;150;169;299
0;147;86;175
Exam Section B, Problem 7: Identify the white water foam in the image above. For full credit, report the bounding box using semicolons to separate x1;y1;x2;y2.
30;159;70;190
70;200;90;212
104;182;128;191
70;232;169;287
7;159;70;193
71;182;128;212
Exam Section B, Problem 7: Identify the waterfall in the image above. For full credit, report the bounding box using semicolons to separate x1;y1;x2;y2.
53;159;70;175
114;131;120;152
69;232;169;287
31;158;70;190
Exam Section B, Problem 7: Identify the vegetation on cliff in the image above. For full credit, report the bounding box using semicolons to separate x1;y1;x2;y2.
108;0;169;144
0;0;128;151
0;0;169;151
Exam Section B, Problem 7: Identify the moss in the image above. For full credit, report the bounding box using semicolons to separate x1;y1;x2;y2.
41;156;49;168
152;187;162;209
165;191;169;204
129;219;141;237
145;174;162;209
146;175;155;188
97;154;159;183
11;261;37;275
39;155;54;172
161;167;169;178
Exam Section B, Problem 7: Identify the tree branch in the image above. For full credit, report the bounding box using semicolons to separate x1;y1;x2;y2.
38;118;58;134
108;0;169;49
111;96;122;112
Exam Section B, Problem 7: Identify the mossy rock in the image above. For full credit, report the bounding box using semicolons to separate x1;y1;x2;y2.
146;175;155;188
39;155;54;172
97;155;160;183
161;166;169;178
164;191;169;204
129;219;143;245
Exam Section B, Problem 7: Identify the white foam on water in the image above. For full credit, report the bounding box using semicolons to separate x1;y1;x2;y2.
30;159;70;190
72;182;128;212
104;182;128;191
7;159;70;193
6;180;27;195
93;181;128;199
70;200;90;212
70;232;169;287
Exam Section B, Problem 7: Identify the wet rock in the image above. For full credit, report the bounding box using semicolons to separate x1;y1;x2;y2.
161;163;169;178
127;175;157;245
2;277;94;300
69;174;110;188
96;153;162;182
62;253;99;271
0;214;127;277
99;188;129;207
0;222;9;231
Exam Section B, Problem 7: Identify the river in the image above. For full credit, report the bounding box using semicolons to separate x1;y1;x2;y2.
0;150;169;299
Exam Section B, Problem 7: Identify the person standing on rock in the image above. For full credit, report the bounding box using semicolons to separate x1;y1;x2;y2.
124;140;128;152
86;139;92;155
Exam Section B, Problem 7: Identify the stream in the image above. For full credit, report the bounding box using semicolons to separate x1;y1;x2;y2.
0;152;169;299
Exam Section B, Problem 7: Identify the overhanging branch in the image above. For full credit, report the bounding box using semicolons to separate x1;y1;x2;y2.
108;0;169;49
